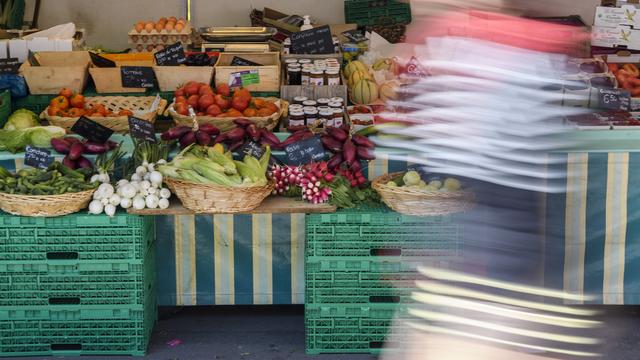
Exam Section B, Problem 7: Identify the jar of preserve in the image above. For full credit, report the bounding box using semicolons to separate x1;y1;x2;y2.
317;98;330;107
328;101;343;109
326;69;340;85
287;66;301;85
302;99;317;107
288;104;303;113
319;108;334;127
289;109;305;128
332;108;344;128
301;65;312;85
309;69;325;86
293;96;308;105
304;107;319;126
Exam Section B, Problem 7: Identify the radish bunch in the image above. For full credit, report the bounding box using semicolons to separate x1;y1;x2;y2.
269;162;334;204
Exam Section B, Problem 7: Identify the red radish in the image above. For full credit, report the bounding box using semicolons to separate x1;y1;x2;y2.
68;142;85;160
260;130;281;145
356;146;375;160
321;136;343;153
352;134;375;148
327;128;348;142
342;140;356;165
327;153;343;169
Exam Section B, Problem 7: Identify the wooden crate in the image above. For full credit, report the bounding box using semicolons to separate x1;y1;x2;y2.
214;52;280;92
89;54;155;94
19;51;90;95
154;66;214;92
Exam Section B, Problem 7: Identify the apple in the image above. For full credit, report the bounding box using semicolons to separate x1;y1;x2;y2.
187;94;200;109
214;94;230;110
206;104;222;116
216;83;231;97
198;94;215;111
232;96;249;112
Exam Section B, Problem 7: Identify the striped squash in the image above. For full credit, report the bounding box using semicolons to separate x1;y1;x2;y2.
351;79;379;105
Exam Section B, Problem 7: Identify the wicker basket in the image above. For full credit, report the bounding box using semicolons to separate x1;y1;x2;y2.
167;97;286;132
372;172;474;216
164;177;274;213
41;96;168;133
0;189;96;217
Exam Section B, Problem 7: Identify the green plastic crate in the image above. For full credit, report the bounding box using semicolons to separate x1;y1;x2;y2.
305;271;417;305
305;208;463;259
0;293;156;357
305;317;402;355
306;303;407;319
344;0;411;26
0;213;154;264
12;94;52;114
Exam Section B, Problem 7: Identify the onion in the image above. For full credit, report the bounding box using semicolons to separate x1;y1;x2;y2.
159;188;171;199
132;196;146;210
109;194;121;206
104;204;116;217
98;183;114;198
145;194;159;209
159;198;170;209
120;197;133;209
119;183;137;199
149;171;163;185
88;200;104;214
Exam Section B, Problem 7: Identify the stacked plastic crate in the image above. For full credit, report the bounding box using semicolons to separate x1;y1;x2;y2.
305;208;463;354
344;0;412;43
0;213;156;357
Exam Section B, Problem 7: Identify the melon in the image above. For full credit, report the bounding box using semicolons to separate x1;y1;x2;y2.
379;81;400;102
348;70;372;87
344;60;369;78
351;79;379;105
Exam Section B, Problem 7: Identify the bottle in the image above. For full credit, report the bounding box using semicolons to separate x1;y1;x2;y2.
300;15;313;31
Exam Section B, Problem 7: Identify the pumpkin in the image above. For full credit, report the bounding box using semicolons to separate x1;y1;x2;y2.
344;60;369;78
351;79;379;105
349;70;372;87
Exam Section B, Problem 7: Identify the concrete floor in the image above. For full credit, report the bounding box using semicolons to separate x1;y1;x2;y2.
7;305;640;360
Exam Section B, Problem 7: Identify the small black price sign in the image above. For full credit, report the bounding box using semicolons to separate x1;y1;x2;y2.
71;116;114;143
230;56;262;66
25;145;53;169
128;116;157;143
284;136;326;166
154;42;187;66
598;88;631;111
290;25;335;55
239;140;265;158
0;58;21;74
89;51;116;68
121;66;155;88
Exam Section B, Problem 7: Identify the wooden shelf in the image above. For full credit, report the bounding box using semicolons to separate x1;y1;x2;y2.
127;196;336;215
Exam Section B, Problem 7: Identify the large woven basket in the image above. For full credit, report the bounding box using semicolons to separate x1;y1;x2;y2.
372;172;474;216
167;98;286;132
41;96;168;133
164;177;274;213
0;189;96;217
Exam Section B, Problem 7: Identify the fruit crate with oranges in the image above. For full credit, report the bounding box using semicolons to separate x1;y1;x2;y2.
129;17;192;53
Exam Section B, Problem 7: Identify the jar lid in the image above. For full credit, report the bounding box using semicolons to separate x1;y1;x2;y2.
289;104;303;109
332;108;343;113
326;69;339;75
294;96;309;102
284;58;298;64
317;106;331;112
328;101;343;107
310;69;324;75
329;97;344;103
302;100;317;106
298;59;312;64
317;98;330;103
288;67;301;72
304;108;318;114
290;109;304;116
303;106;317;111
319;109;334;116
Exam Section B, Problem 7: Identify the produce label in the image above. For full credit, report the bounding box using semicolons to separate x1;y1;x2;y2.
128;116;157;143
25;145;53;169
154;42;187;66
121;66;155;88
284;136;326;166
71;116;114;143
0;58;21;74
239;141;282;167
230;56;262;66
290;25;334;54
598;88;630;111
228;70;259;88
89;52;116;68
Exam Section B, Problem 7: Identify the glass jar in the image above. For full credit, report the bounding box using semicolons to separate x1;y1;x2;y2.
293;96;308;105
301;65;312;85
332;108;344;128
289;109;305;128
326;69;340;85
304;107;319;126
288;104;303;113
317;98;330;107
302;99;317;107
319;108;334;127
328;101;343;109
287;66;301;85
309;69;325;86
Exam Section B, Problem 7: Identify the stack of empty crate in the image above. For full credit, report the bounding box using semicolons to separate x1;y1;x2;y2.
305;207;463;355
0;212;156;357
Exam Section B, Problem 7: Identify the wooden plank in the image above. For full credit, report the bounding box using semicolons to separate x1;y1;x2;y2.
127;196;336;215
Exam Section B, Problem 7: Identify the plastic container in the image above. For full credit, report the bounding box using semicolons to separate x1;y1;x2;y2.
305;317;400;355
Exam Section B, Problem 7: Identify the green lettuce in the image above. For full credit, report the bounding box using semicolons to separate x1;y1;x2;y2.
0;126;66;153
4;109;39;130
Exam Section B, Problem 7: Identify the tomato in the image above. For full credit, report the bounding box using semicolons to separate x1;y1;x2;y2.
185;83;200;97
252;98;265;109
175;96;187;104
174;88;185;98
232;97;249;112
206;104;222;116
68;108;85;117
216;84;231;97
233;88;251;103
257;108;273;117
187;95;200;109
264;102;279;114
59;88;73;98
51;96;69;110
69;94;85;109
225;109;243;118
198;85;214;96
175;102;189;116
243;108;258;117
47;106;61;116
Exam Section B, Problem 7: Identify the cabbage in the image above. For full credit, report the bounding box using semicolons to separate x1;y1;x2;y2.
4;109;39;130
0;126;65;153
27;126;66;148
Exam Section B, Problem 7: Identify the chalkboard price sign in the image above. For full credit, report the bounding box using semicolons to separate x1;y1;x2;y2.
121;66;155;88
128;116;157;143
25;145;53;169
238;140;264;158
290;25;334;55
598;88;630;111
230;56;262;66
154;42;187;66
284;136;326;166
0;58;20;74
71;116;114;143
